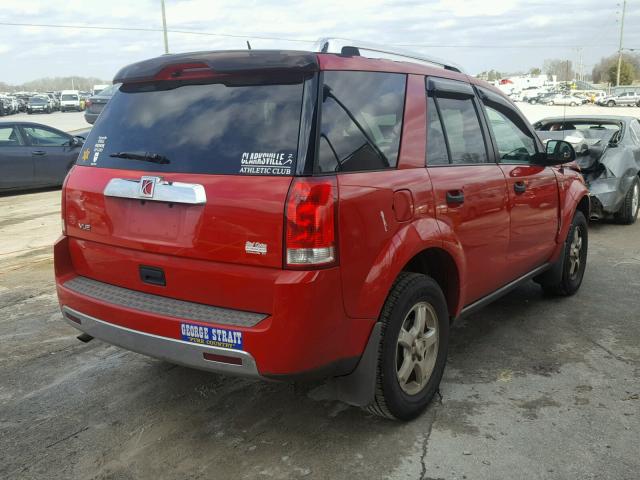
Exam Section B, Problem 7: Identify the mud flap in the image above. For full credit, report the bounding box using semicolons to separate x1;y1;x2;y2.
534;242;566;286
315;322;382;407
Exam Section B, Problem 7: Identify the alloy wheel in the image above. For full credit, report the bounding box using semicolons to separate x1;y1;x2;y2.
395;302;439;396
568;227;584;279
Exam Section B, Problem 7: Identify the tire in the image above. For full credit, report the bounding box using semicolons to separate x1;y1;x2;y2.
615;176;640;225
540;211;588;296
548;101;555;106
529;99;537;104
607;100;615;107
365;272;449;420
570;102;577;106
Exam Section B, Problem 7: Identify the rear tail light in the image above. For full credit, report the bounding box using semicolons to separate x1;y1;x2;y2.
85;100;91;108
61;166;74;234
285;177;338;268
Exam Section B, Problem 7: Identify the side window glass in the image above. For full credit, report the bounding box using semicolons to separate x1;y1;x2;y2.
484;105;537;164
22;127;69;146
437;97;488;164
0;126;24;147
316;71;406;173
426;97;449;165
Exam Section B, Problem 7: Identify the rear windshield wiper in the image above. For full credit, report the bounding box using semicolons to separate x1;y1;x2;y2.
109;151;170;164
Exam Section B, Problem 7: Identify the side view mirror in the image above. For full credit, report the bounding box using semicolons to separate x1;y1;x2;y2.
68;136;83;147
540;140;576;165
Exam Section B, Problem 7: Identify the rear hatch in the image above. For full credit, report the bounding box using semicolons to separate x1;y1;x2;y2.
66;54;318;294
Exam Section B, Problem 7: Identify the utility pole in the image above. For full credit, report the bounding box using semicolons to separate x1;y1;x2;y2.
616;0;627;86
161;0;169;54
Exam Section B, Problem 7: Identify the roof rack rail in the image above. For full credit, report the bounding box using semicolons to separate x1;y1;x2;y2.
314;37;464;73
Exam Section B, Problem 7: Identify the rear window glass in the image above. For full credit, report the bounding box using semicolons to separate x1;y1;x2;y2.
78;79;305;175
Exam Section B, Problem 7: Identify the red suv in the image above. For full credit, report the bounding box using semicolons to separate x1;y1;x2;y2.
55;41;589;420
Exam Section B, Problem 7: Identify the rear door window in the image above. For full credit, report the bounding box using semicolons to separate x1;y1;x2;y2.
316;71;406;173
0;126;25;146
437;97;488;164
78;78;306;176
426;97;449;165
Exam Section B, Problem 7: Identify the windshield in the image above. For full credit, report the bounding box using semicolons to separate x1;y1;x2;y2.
78;77;306;175
61;94;78;101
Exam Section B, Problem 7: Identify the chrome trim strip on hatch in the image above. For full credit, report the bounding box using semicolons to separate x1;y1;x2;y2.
103;177;206;204
61;306;261;378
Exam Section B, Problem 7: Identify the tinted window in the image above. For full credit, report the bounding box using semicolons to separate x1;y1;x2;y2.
22;127;69;146
426;97;449;165
0;126;24;146
78;78;305;175
437;97;487;164
316;71;406;173
484;105;536;163
61;94;78;101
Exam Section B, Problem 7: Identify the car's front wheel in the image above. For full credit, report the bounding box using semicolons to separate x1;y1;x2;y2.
608;100;615;107
366;272;449;420
616;176;640;225
539;211;588;296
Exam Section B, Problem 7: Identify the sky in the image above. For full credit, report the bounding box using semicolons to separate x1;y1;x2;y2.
0;0;639;84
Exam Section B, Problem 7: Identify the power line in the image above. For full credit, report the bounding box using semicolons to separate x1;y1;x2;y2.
0;22;623;50
0;21;317;43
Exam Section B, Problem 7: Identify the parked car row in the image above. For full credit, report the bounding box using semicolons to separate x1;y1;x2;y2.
0;90;95;116
520;89;640;107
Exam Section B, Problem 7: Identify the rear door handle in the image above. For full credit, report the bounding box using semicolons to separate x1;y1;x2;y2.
514;181;527;194
446;190;464;205
31;150;46;156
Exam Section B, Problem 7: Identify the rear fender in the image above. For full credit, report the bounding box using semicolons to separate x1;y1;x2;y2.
355;217;466;320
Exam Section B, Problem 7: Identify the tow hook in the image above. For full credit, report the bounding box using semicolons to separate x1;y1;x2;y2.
77;333;94;343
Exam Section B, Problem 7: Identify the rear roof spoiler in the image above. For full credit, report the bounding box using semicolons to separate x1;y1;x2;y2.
113;50;319;84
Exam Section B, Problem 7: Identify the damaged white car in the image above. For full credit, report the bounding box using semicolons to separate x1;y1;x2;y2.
535;116;640;224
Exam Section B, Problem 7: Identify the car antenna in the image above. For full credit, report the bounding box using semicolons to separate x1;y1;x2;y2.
247;41;252;50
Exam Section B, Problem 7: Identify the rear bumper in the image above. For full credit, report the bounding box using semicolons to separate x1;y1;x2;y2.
84;112;98;124
55;236;374;379
62;306;260;377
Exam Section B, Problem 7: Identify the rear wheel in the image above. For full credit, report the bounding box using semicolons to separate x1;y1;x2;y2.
615;177;640;225
366;273;449;420
607;100;615;107
540;211;588;296
570;102;577;106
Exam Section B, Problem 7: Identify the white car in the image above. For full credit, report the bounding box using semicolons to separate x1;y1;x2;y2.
546;94;583;106
60;90;82;112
